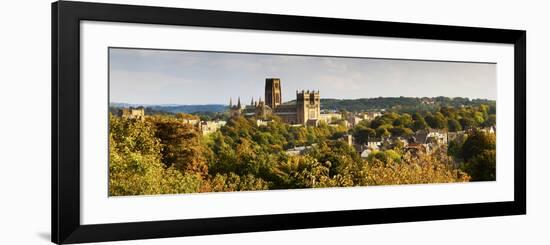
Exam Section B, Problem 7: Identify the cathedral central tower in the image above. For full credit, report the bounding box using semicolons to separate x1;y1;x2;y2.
265;78;282;109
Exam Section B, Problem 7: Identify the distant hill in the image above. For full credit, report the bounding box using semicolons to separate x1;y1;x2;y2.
147;104;227;114
111;96;495;115
110;103;227;114
289;96;495;112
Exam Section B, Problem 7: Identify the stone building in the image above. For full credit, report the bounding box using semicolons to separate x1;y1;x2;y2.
199;120;227;135
319;112;342;124
119;107;145;121
265;78;282;109
296;89;321;125
229;78;321;125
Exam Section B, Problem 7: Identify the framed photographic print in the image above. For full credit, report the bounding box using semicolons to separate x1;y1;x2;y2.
52;1;526;244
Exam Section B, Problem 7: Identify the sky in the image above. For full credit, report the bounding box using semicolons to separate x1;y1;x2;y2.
109;48;496;105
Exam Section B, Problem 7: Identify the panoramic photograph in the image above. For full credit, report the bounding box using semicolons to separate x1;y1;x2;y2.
108;47;497;196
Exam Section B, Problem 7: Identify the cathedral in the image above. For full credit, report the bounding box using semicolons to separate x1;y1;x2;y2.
229;78;321;125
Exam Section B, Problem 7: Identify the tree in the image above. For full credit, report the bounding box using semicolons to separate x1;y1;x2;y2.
353;126;376;144
460;130;496;181
461;130;496;162
399;113;414;128
376;127;390;138
361;151;470;185
459;117;475;130
463;150;496;181
271;155;335;189
425;114;446;129
412;112;422;121
175;113;199;120
109;100;496;195
412;117;428;131
109;114;203;196
389;127;407;137
473;111;485;125
308;141;362;182
440;106;455;117
109;131;165;196
402;127;415;137
447;137;465;160
154;118;209;178
447;118;462;132
367;150;401;164
483;114;496;127
234;139;261;175
209;172;269;192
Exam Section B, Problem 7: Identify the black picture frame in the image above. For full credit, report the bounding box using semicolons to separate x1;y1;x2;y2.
52;1;526;244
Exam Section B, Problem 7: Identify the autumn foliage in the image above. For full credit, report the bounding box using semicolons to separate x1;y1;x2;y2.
108;110;483;196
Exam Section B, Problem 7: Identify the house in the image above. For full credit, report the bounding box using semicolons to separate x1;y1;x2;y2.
481;126;496;134
339;134;353;146
366;138;382;150
413;129;447;145
420;97;435;105
319;112;342;124
285;145;315;156
389;136;409;148
198;120;226;135
180;118;199;125
447;131;466;142
256;119;269;127
407;129;448;155
346;114;363;127
360;149;372;159
362;111;382;121
404;143;428;155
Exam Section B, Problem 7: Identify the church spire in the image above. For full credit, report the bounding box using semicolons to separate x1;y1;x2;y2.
237;97;241;108
251;97;254;105
229;97;233;108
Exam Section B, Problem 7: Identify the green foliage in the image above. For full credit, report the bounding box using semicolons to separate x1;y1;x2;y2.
352;126;376;144
348;104;494;140
447;118;462;132
425;112;446;129
308;141;363;182
389;127;413;137
360;151;470;185
209;173;269;192
318;97;494;112
393;114;413;128
483;114;496;127
153;117;210;178
447;136;466;160
108;114;204;196
367;150;401;164
412;116;428;131
109;100;495;195
461;130;496;162
459;117;476;130
376;127;391;138
271;155;336;188
450;130;497;181
463;150;496;181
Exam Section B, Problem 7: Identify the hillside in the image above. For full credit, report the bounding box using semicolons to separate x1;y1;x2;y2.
111;96;495;115
319;97;495;112
110;103;227;114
